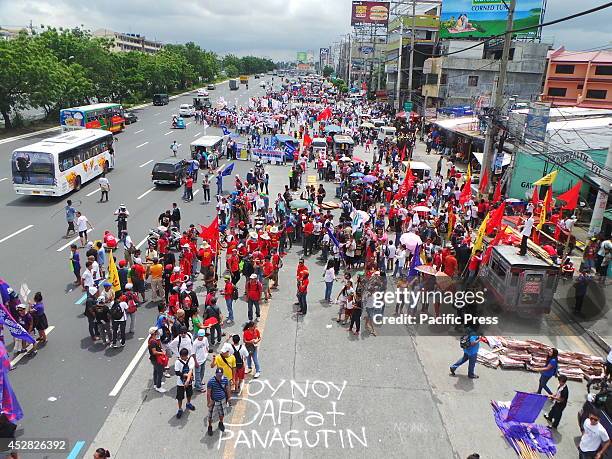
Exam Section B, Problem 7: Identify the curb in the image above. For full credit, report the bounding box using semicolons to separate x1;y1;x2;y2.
0;126;61;146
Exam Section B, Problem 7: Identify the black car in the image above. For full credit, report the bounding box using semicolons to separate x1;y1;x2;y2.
153;93;169;105
151;158;187;187
124;112;138;125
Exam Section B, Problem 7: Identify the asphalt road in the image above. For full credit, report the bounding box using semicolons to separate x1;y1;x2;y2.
0;76;275;453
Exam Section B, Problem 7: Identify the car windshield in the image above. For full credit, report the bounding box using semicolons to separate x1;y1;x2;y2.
153;163;177;173
11;151;55;185
180;105;190;109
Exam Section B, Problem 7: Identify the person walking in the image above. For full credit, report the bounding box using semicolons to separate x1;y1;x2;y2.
171;203;181;230
323;260;336;303
69;244;81;286
223;276;236;324
29;291;49;346
202;174;211;204
110;298;128;348
536;348;558;395
65;199;77;238
206;367;231;436
543;375;568;429
297;272;309;315
174;347;196;419
449;328;480;379
245;274;262;322
148;327;167;393
170;140;179;157
230;334;249;393
574;267;592;314
193;329;209;393
76;211;93;247
243;321;261;378
149;258;164;302
578;411;610;459
205;298;223;346
347;294;362;336
98;173;110;202
94;297;112;346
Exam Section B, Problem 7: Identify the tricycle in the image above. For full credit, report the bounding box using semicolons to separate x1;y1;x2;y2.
172;116;186;129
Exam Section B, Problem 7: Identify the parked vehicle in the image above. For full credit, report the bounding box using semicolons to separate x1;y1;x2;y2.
197;88;209;97
193;97;212;110
179;104;195;117
240;75;249;84
229;79;239;90
153;93;169;106
123;111;138;125
151;158;187;186
207;84;216;90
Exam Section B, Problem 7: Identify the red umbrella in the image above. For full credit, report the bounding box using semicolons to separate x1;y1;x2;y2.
396;111;407;118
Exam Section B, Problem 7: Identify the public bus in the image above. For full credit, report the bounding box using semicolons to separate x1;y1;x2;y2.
60;103;125;133
11;129;115;196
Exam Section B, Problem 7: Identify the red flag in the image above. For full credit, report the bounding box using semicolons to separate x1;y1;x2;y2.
303;133;312;147
482;226;507;264
531;186;539;208
478;167;489;194
316;107;332;121
399;145;407;162
394;164;415;200
492;180;502;203
486;202;506;235
459;177;472;205
556;180;582;211
199;217;219;251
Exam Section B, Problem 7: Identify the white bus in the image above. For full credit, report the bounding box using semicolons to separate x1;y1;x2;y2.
12;129;115;196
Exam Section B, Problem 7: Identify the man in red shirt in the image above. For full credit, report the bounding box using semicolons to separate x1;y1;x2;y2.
297;272;309;315
262;257;274;301
443;249;458;278
271;249;282;290
303;219;314;256
465;249;482;288
184;176;194;201
226;249;240;285
245;274;262;321
131;258;147;302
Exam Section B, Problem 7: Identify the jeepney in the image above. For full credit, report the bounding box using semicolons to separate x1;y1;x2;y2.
332;135;354;159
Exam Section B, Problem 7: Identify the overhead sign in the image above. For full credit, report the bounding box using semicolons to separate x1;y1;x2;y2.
351;1;390;26
296;52;308;64
403;101;413;112
359;46;374;55
440;0;543;39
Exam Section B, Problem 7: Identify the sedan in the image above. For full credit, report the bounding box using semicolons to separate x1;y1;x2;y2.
178;104;195;117
197;88;209;97
207;84;216;90
123;111;138;125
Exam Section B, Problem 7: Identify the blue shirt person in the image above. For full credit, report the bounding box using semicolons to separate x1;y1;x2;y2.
449;330;480;379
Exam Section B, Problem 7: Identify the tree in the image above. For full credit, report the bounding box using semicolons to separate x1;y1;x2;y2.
322;65;334;78
224;64;240;78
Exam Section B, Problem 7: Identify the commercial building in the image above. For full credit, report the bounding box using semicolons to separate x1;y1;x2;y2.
541;47;612;109
93;29;163;54
421;40;550;111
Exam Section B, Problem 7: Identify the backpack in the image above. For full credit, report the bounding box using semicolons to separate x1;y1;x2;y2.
125;292;138;314
110;301;124;321
231;284;239;300
95;305;108;322
460;335;471;350
232;344;244;369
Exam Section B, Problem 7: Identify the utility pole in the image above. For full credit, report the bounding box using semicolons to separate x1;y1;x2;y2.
395;19;404;110
407;0;417;104
588;136;612;236
348;34;353;87
481;0;516;193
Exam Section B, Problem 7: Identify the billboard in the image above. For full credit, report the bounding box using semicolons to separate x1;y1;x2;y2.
319;48;330;67
296;52;308;63
351;1;390;26
439;0;543;39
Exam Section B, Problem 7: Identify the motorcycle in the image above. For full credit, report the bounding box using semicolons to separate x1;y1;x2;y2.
148;226;181;251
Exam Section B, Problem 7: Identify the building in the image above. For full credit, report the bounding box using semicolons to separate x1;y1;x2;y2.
421;40;550;110
541;47;612;109
384;5;441;110
93;29;163;54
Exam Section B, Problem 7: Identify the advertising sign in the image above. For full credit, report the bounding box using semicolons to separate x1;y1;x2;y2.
439;0;543;39
296;52;308;63
351;1;390;26
251;149;287;164
524;102;550;142
319;48;330;67
359;46;374;55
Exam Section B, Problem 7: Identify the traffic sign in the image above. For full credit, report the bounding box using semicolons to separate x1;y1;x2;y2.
403;101;413;112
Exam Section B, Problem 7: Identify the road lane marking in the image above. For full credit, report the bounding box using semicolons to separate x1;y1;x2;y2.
193;189;200;197
136;142;149;149
164;131;173;136
186;122;192;126
108;337;150;396
194;132;201;137
137;187;155;200
0;178;8;182
159;120;167;124
139;159;153;168
11;326;55;366
154;112;161;116
134;129;144;134
56;228;93;252
75;293;87;305
0;224;34;244
66;441;85;459
135;236;148;249
86;188;100;197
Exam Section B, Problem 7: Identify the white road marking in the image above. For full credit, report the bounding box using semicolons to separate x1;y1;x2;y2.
56;228;93;252
154;112;161;116
159;120;167;124
108;337;150;396
133;129;144;134
164;131;173;136
135;236;149;249
0;224;34;244
137;187;155;200
186;122;192;126
0;178;8;183
136;142;149;149
194;132;201;138
193;189;200;197
139;159;153;168
86;188;100;197
10;326;55;367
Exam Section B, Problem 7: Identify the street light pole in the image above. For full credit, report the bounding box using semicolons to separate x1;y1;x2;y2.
395;19;404;110
481;0;516;193
407;0;417;105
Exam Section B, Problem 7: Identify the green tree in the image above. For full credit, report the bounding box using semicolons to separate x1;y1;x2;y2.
224;64;240;78
322;65;334;78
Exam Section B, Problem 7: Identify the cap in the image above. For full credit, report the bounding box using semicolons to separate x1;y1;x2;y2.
221;343;234;354
16;303;26;310
149;326;158;335
179;326;187;334
118;259;127;267
215;368;224;375
102;281;112;288
250;274;257;279
198;329;206;337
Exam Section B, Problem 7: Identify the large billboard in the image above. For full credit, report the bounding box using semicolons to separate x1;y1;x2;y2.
320;48;330;67
440;0;543;39
296;52;308;63
351;1;390;26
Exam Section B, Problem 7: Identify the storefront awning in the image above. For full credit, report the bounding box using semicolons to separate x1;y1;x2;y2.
473;152;511;167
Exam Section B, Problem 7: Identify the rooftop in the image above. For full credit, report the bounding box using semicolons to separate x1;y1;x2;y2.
547;47;612;64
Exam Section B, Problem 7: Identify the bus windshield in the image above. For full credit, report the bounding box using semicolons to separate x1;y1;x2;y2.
11;152;55;185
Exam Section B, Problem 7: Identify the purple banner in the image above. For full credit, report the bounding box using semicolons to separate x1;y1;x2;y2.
506;391;547;423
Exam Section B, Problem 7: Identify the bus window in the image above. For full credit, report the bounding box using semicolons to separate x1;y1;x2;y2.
11;152;54;185
59;152;74;172
491;259;506;278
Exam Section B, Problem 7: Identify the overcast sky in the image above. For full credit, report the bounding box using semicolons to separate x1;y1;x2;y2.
1;0;611;60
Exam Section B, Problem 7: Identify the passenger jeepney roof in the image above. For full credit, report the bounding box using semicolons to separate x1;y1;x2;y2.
493;245;551;268
401;160;432;171
275;134;297;143
333;135;354;145
191;135;224;148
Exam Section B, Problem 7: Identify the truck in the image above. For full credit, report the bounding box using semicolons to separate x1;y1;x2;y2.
229;79;239;90
240;75;249;85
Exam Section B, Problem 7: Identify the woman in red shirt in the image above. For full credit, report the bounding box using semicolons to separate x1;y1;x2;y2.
243;321;262;378
223;277;236;323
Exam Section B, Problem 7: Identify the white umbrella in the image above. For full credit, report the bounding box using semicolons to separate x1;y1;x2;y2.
340;156;351;162
400;232;422;253
412;205;431;213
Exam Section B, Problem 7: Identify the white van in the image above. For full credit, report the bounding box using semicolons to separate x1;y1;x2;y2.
378;126;397;142
179;104;195;117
